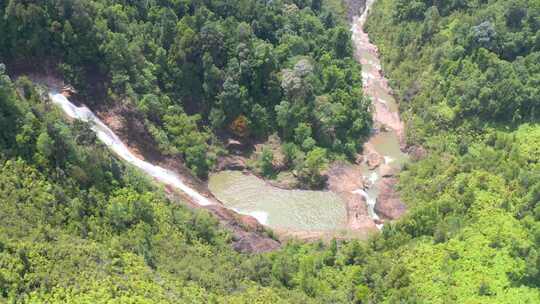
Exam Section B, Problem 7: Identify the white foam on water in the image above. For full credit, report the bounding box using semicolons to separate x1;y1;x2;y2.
49;93;214;206
369;171;379;184
231;207;269;225
248;211;269;225
352;189;368;199
351;0;390;231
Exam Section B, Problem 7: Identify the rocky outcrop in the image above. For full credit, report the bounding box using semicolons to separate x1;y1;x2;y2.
216;155;246;171
366;151;384;170
232;234;281;253
327;162;366;193
362;143;384;170
375;177;407;220
379;164;398;177
327;163;377;233
344;192;377;231
204;204;280;253
344;0;367;21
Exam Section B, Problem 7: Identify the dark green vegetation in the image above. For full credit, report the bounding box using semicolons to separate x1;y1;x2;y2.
2;0;540;303
0;0;372;180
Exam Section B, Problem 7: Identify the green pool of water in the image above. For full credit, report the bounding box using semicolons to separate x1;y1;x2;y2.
208;171;348;231
370;130;408;169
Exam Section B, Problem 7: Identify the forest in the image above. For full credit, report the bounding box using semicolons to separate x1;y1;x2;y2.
0;0;371;182
1;0;540;303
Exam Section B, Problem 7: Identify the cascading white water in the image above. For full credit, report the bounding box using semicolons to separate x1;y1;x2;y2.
49;93;213;206
350;0;408;229
359;0;376;24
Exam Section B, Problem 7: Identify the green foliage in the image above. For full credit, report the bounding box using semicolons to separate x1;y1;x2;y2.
366;0;540;139
0;0;372;177
260;146;275;178
298;147;328;188
0;72;370;303
356;1;540;302
3;0;540;303
164;112;213;178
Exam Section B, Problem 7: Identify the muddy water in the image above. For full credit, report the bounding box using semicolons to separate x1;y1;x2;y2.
209;171;347;231
211;0;408;231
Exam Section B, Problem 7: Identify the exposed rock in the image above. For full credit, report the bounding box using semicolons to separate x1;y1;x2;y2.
232;234;281;253
374;218;385;225
343;192;377;231
216;155;246;171
226;139;245;155
325;162;377;233
240;214;262;231
205;204;280;253
343;0;367;21
379;164;398;177
226;138;241;145
362;142;384;170
355;154;365;165
327;162;365;193
366;151;384;170
375;177;407;220
379;124;390;132
61;85;77;96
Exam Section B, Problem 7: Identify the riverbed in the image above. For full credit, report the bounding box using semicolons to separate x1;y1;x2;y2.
208;0;408;233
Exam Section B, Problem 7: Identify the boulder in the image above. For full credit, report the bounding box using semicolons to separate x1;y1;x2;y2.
233;234;281;253
226;139;245;154
240;214;263;231
374;218;385;225
379;164;398;177
375;177;407;220
366;152;384;170
216;156;246;171
355;154;365;165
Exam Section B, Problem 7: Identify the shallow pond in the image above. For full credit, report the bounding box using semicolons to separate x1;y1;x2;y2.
208;171;348;231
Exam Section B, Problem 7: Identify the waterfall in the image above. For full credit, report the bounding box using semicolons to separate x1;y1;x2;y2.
49;93;214;206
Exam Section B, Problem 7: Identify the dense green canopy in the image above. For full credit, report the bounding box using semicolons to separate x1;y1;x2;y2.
362;0;540;302
1;0;540;303
0;0;372;179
